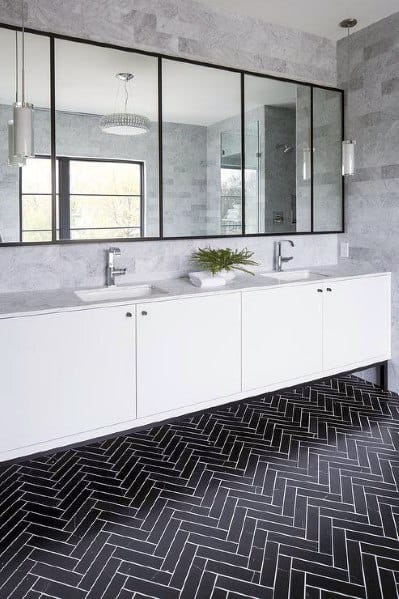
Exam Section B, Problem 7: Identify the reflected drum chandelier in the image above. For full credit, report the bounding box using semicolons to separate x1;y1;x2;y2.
100;72;150;136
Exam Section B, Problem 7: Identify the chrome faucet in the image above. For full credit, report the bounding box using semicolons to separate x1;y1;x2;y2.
106;247;126;286
274;240;295;272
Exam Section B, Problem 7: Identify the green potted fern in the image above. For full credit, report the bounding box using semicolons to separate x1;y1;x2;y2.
191;247;258;281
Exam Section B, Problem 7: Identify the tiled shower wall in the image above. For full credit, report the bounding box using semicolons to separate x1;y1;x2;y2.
0;0;339;292
337;11;399;391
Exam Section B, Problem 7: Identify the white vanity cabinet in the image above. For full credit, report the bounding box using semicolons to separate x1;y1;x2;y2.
323;275;391;370
242;283;324;391
242;273;391;393
0;305;136;453
0;271;391;462
136;292;242;418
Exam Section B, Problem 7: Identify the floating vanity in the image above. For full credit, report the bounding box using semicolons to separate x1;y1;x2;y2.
0;22;353;464
0;266;391;462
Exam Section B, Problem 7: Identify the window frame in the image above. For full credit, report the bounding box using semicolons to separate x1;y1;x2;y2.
20;155;145;242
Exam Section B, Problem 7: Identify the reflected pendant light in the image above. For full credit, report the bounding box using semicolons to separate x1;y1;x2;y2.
8;33;26;166
100;73;150;136
340;17;357;176
8;1;34;166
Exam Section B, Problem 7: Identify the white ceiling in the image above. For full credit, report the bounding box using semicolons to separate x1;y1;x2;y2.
0;31;297;125
197;0;398;40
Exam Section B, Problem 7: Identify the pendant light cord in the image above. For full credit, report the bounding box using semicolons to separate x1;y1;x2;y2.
15;31;19;103
21;0;25;104
347;27;350;85
346;27;350;137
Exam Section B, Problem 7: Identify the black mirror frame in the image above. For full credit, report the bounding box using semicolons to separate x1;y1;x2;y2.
0;21;345;247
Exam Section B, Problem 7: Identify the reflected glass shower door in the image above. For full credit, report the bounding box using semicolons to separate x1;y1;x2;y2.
244;121;262;234
220;125;261;235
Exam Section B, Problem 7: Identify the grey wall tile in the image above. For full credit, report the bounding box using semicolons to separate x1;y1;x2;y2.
337;10;399;392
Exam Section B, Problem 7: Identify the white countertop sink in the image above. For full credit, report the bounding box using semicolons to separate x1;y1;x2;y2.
0;265;389;320
75;284;166;302
260;270;327;282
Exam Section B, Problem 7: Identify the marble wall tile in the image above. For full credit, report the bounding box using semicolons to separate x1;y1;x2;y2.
0;234;338;293
337;11;399;391
0;0;336;84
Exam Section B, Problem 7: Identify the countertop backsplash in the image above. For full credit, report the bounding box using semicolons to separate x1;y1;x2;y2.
0;236;339;293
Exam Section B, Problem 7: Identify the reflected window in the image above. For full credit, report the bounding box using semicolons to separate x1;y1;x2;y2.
20;157;53;242
21;157;144;241
220;168;242;233
220;131;242;233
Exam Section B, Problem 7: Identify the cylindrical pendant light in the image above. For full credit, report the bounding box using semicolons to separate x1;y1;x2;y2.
8;1;35;166
13;102;34;157
340;18;357;177
7;120;26;166
342;139;356;176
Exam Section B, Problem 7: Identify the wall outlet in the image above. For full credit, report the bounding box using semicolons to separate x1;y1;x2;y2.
340;242;350;258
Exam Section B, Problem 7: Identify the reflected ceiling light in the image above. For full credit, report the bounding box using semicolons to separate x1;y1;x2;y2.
340;17;357;176
100;73;150;136
8;2;34;167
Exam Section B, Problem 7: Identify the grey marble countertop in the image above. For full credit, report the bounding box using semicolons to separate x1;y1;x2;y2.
0;264;390;319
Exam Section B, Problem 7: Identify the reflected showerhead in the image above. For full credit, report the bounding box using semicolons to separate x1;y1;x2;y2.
275;143;295;154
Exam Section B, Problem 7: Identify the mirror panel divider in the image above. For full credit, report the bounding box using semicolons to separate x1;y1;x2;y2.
310;85;314;233
158;56;163;240
240;72;246;236
0;21;345;247
341;90;345;233
50;36;57;243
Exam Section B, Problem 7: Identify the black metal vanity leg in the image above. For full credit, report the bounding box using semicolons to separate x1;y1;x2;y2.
378;361;389;392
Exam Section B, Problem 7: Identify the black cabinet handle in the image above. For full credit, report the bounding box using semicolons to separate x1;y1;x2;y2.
317;289;323;293
141;311;148;316
326;287;332;292
126;312;132;318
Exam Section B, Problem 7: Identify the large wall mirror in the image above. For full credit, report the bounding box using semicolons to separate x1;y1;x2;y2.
313;88;343;232
0;24;344;245
54;40;159;241
244;75;312;234
162;60;242;237
0;28;51;243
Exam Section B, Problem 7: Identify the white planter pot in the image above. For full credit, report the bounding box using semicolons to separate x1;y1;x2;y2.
219;269;236;281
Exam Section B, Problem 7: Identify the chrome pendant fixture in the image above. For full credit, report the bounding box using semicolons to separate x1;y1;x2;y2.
8;1;34;166
8;119;26;167
340;17;357;176
100;73;150;136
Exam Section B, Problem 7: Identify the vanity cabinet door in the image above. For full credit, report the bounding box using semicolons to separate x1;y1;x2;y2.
0;306;136;453
136;293;241;418
242;284;323;391
323;275;391;371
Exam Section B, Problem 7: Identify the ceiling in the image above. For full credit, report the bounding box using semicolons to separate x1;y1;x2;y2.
196;0;398;40
0;30;297;125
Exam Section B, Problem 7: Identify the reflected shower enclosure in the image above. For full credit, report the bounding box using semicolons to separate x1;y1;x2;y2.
244;76;312;234
162;60;242;238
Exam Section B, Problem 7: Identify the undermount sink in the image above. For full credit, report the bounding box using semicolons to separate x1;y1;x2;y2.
75;284;165;302
260;270;327;282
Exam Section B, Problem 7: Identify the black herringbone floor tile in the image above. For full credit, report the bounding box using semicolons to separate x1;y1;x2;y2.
1;374;399;598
